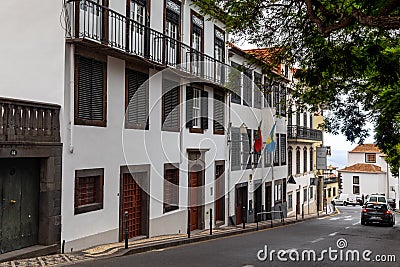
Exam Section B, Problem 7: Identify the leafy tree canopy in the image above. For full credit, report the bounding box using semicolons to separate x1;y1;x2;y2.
194;0;400;175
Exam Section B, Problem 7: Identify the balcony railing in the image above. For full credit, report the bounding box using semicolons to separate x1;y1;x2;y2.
66;0;228;85
287;125;323;141
0;98;61;143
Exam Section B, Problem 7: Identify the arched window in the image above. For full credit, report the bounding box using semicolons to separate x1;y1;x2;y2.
303;112;307;127
288;146;293;175
310;147;314;171
296;147;301;174
303;147;308;173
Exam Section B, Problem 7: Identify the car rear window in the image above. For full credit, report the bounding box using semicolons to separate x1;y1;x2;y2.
369;196;377;202
366;204;387;211
378;197;386;202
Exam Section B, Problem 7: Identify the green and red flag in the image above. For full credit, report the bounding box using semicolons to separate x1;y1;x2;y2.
254;120;263;153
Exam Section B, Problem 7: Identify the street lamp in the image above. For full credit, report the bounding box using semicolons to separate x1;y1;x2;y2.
239;123;248;134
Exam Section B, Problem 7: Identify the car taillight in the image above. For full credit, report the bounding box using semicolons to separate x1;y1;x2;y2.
386;210;391;215
362;208;367;213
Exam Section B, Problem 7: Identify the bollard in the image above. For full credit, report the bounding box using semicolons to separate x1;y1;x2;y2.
124;211;129;249
302;204;304;219
209;208;213;236
296;205;298;221
256;213;259;230
187;207;191;238
62;240;65;254
270;214;273;228
279;206;283;224
242;206;246;229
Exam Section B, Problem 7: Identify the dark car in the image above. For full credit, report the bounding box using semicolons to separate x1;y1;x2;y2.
387;198;396;210
361;203;395;226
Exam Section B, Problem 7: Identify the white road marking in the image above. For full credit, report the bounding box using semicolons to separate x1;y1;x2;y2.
311;238;325;243
344;215;352;218
329;232;338;236
345;227;350;229
317;217;327;220
352;221;360;225
344;218;354;221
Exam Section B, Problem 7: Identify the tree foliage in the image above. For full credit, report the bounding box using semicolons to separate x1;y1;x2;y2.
194;0;400;175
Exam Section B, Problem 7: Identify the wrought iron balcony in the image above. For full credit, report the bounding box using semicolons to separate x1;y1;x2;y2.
0;98;60;143
65;0;228;85
287;125;323;142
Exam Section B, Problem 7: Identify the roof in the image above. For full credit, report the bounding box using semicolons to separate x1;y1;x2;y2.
339;163;385;174
350;144;381;153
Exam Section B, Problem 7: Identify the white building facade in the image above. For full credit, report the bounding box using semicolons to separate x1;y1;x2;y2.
339;144;398;207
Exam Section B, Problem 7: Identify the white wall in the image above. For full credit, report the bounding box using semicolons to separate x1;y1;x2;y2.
341;172;386;196
0;0;65;105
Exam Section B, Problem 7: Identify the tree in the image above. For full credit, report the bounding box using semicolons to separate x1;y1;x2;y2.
194;0;400;175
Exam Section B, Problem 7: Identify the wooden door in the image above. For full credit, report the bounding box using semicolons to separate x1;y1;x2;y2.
215;164;225;222
296;191;301;214
265;183;272;220
235;186;247;225
189;171;199;231
0;158;40;253
122;173;143;239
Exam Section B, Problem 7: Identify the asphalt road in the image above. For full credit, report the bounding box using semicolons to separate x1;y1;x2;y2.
73;207;400;267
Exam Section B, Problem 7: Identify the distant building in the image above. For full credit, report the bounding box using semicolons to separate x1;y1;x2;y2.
339;144;397;207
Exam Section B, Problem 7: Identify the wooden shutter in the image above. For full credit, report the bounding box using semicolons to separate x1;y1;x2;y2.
126;69;148;129
242;129;251;169
280;134;286;165
76;56;106;126
231;127;241;171
273;85;280;113
213;91;224;134
254;72;262;109
274;133;280;166
162;79;179;130
230;62;241;104
186;86;194;128
280;86;286;116
201;90;208;130
243;68;252;107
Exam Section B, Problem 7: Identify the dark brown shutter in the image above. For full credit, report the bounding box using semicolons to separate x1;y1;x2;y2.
162;79;179;129
230;62;241;104
213;92;224;133
126;69;148;129
201;90;208;130
186;86;194;128
77;56;105;122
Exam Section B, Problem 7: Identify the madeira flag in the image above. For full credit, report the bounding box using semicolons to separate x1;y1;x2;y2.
265;122;276;153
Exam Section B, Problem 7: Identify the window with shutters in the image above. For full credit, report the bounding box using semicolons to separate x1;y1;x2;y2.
274;133;280;166
214;27;225;83
264;77;272;108
165;0;181;66
264;146;272;167
280;86;286;116
309;113;313;129
280;134;286;165
164;164;179;213
296;147;301;174
191;11;204;76
288;147;293;175
254;72;262;109
213;91;225;135
296;110;300;126
125;69;149;129
162;79;180;131
303;147;308;173
242;129;251;169
230;62;242;104
186;86;208;133
288;107;293;126
303;112;307;127
231;127;241;171
75;55;107;127
273;85;279;113
310;147;314;171
243;68;252;106
74;168;104;215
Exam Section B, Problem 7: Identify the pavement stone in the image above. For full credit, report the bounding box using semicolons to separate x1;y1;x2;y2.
0;210;336;267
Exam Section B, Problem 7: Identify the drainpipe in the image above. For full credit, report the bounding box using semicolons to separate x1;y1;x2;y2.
227;93;232;225
69;44;75;153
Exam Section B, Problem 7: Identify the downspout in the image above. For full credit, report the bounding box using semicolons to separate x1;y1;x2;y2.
69;44;75;153
227;92;231;224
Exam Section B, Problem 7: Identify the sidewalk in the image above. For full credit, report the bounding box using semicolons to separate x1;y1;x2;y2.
0;208;336;267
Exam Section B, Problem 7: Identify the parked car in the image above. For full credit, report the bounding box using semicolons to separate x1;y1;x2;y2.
387;198;396;210
331;194;359;206
366;194;387;204
361;203;395;226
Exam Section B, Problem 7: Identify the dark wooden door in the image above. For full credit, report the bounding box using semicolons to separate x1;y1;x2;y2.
296;191;301;214
215;164;225;222
254;185;262;219
189;171;199;231
122;173;143;239
235;186;247;225
0;158;40;253
265;183;272;220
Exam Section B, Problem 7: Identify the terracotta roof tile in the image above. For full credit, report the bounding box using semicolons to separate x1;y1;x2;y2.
339;163;385;173
350;144;381;153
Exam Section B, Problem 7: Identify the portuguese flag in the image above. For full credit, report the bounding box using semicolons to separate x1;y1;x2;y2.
254;121;263;153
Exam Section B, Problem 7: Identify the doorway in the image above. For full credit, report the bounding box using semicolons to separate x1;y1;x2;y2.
214;162;225;224
254;183;262;220
296;190;301;215
0;158;40;253
235;184;248;225
265;182;272;220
